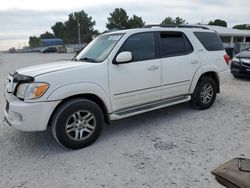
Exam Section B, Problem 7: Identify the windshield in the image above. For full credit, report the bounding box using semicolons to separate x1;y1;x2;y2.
75;33;124;62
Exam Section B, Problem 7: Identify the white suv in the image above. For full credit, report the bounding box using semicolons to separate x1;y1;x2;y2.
4;25;230;149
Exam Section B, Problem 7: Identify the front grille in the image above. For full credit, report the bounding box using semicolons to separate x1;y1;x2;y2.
242;62;250;68
241;58;250;68
6;74;14;93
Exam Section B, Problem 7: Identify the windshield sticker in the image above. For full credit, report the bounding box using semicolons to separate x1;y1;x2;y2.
107;35;121;40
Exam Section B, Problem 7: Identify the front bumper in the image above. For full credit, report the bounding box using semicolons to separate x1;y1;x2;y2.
231;68;250;77
231;61;250;77
4;91;61;132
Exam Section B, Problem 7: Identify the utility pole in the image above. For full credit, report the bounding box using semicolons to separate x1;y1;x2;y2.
78;21;81;44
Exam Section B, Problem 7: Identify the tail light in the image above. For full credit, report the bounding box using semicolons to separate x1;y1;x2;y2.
224;54;230;65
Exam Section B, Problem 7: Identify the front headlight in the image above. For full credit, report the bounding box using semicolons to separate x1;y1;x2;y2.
16;83;29;99
16;82;49;100
232;57;240;62
231;57;241;66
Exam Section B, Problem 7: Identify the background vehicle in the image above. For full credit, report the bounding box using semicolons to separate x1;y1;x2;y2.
41;46;57;53
4;25;230;149
230;47;250;78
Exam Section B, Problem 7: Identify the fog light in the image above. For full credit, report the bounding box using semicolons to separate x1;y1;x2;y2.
9;111;22;122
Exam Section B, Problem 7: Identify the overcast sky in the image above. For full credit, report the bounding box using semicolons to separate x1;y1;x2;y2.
0;0;250;50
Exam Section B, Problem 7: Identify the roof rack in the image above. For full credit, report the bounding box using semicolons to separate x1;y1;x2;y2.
142;24;210;30
102;28;119;34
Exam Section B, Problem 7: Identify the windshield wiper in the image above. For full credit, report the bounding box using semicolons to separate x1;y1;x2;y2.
78;57;97;63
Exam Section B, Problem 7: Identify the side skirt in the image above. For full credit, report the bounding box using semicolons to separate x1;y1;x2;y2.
110;95;191;120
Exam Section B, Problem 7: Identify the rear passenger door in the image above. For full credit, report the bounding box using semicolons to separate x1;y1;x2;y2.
158;31;200;99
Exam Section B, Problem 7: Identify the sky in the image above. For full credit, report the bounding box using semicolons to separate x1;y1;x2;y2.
0;0;250;51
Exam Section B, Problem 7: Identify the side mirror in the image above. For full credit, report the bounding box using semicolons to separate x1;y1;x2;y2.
115;51;132;64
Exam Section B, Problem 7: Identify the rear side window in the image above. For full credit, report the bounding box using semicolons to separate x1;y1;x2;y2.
194;32;224;51
119;32;156;62
159;32;193;57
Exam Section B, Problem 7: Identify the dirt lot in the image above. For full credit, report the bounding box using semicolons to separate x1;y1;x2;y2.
0;53;250;188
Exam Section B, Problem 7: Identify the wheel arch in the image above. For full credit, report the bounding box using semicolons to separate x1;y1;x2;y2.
189;68;220;94
199;72;220;93
48;93;110;128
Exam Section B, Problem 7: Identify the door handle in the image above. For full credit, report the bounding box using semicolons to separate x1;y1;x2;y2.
190;60;199;64
147;65;159;70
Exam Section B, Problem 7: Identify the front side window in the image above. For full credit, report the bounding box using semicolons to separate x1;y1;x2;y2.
119;32;156;62
75;33;123;62
159;32;193;57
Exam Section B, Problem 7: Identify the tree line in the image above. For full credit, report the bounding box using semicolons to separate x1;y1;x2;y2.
29;8;250;48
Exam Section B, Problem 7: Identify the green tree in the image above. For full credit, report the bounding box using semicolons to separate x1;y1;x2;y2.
174;17;185;24
106;8;129;30
161;16;185;25
128;15;145;28
51;22;66;39
40;31;54;39
64;10;97;44
208;19;227;27
106;8;146;30
28;36;41;48
161;17;175;24
233;24;250;30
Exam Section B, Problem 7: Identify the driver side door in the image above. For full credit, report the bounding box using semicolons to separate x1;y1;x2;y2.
108;32;162;111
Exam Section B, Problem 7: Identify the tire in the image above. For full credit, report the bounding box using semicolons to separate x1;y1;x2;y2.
191;77;217;110
232;74;241;78
51;98;104;149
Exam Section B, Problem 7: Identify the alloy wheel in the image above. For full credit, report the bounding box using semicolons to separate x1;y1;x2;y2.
65;110;96;141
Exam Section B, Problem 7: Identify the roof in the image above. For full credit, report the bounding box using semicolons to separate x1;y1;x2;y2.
104;25;250;37
206;25;250;37
103;26;214;36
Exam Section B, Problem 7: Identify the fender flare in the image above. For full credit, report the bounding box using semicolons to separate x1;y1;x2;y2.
46;82;112;113
189;65;220;94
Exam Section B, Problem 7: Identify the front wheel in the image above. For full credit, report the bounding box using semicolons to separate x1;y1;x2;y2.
191;77;217;110
51;98;104;149
232;74;241;78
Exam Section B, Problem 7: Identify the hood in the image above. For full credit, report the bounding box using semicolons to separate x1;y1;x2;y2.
235;51;250;59
16;60;92;77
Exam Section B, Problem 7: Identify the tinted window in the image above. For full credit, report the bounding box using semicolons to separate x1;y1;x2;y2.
119;32;155;62
159;32;193;57
194;32;224;51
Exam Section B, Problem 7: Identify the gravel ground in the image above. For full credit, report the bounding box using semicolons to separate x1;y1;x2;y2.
0;53;250;188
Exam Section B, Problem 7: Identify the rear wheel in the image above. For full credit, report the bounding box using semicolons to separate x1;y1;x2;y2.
51;98;104;149
191;77;217;109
